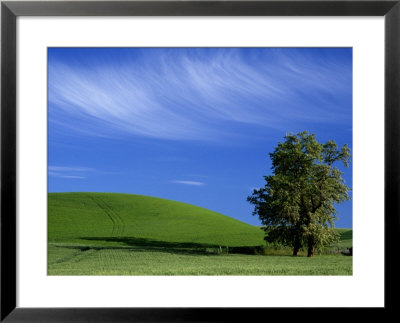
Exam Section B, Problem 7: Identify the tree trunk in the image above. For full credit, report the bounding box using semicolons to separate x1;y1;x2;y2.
307;244;315;257
293;237;300;256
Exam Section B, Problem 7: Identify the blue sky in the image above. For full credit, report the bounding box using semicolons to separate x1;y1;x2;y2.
48;48;353;228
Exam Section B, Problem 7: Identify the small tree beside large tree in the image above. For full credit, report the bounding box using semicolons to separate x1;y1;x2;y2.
247;131;351;257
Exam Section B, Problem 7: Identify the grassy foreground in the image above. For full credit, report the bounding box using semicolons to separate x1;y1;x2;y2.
48;192;352;275
48;246;351;275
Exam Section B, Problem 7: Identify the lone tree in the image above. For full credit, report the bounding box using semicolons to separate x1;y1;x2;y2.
247;131;351;257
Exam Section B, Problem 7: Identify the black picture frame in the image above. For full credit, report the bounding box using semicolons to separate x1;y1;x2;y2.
1;0;399;321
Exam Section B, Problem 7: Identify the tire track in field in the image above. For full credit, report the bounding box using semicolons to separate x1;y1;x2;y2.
99;198;125;235
97;197;125;235
89;195;125;236
89;195;117;235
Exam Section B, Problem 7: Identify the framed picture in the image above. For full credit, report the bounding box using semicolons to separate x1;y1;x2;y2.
1;0;398;321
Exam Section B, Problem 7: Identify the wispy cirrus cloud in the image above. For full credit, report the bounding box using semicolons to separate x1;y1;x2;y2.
48;166;95;173
48;165;95;179
51;175;86;179
170;180;205;186
49;48;352;142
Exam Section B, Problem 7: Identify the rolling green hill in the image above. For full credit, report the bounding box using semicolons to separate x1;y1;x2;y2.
48;192;266;248
334;228;353;248
48;192;352;275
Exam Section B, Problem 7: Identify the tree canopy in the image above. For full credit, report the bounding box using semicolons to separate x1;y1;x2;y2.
247;131;351;257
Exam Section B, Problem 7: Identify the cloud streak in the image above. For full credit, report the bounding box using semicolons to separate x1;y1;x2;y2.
48;166;95;172
171;180;205;186
49;48;352;142
48;165;95;179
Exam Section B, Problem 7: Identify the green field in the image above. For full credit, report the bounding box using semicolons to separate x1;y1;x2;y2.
335;228;353;248
48;192;352;275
